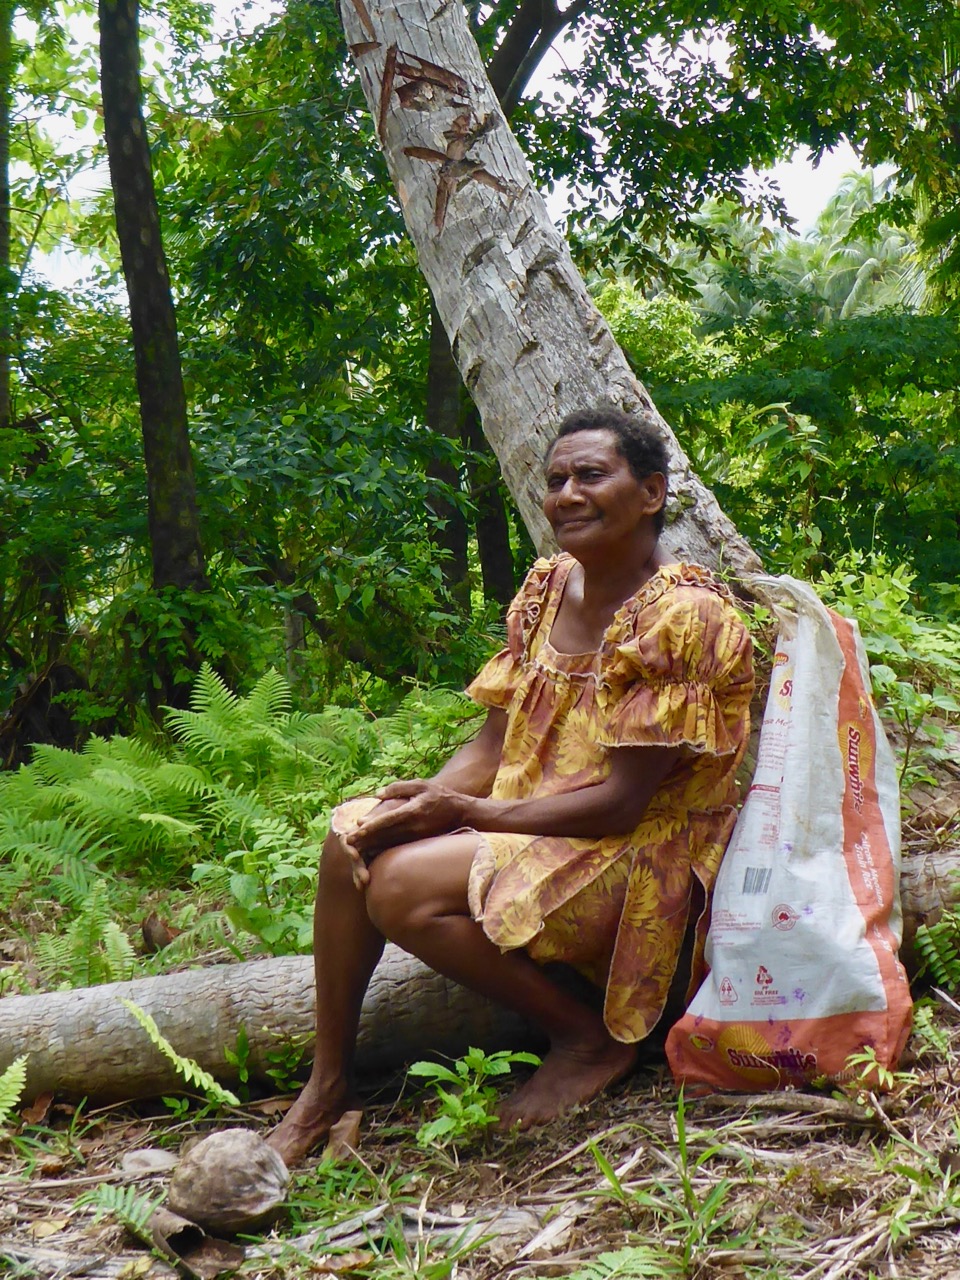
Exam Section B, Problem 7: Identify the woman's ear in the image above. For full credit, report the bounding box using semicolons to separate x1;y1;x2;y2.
638;472;667;517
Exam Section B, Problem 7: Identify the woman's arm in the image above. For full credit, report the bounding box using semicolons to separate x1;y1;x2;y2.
341;709;506;863
430;707;507;797
348;742;682;857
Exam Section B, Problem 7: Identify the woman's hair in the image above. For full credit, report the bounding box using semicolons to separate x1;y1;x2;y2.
548;407;670;533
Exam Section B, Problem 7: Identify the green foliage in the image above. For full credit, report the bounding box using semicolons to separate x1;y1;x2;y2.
408;1047;541;1149
815;553;960;791
76;1183;164;1236
582;1090;755;1276
1;665;483;982
0;1057;28;1131
120;998;240;1108
595;186;960;600
910;1000;951;1057
915;911;960;990
33;885;137;988
568;1247;681;1278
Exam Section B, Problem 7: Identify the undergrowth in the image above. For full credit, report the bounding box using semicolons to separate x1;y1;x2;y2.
817;551;960;793
0;668;482;989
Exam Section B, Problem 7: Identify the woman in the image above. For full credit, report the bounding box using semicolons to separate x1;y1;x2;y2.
268;407;754;1167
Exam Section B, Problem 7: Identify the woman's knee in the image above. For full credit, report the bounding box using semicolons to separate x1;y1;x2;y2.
364;847;424;938
318;828;356;891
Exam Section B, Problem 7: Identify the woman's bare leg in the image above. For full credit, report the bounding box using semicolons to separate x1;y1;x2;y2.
366;834;636;1131
266;830;385;1167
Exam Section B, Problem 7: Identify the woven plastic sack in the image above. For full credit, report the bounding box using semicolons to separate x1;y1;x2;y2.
667;576;912;1091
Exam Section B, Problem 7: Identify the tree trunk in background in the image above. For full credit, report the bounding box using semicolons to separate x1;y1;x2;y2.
98;0;208;594
422;0;574;607
463;404;515;607
0;0;13;437
340;0;761;572
425;294;470;603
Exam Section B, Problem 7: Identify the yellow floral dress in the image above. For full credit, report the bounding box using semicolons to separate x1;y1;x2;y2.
463;554;754;1043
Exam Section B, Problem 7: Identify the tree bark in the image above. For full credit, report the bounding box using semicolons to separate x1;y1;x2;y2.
0;0;11;439
339;0;761;574
463;404;515;607
425;294;470;601
98;0;208;593
1;848;948;1104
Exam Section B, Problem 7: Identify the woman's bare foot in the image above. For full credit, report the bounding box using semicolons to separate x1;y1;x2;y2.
265;1080;359;1168
496;1036;637;1131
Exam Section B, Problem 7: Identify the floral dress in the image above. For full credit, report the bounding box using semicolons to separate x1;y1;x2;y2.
463;554;754;1043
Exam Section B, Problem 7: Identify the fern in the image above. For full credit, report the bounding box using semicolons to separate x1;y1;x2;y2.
0;1056;28;1129
33;885;137;987
120;999;240;1107
915;910;960;988
77;1183;163;1234
4;667;485;972
569;1246;680;1277
243;666;293;724
911;1001;951;1057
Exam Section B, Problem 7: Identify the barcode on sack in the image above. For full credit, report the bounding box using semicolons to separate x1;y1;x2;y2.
742;866;772;894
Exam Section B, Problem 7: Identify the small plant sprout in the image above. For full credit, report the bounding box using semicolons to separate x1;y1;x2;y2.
76;1183;164;1237
408;1046;540;1149
843;1045;918;1096
0;1056;27;1132
120;998;240;1108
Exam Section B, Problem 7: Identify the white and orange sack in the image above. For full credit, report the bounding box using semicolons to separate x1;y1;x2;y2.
667;576;913;1091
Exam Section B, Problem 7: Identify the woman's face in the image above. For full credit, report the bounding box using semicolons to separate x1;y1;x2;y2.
543;429;664;559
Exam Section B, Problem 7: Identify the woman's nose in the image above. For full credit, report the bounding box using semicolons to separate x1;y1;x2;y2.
556;477;581;503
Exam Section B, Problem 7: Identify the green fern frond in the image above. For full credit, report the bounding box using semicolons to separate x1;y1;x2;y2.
33;886;136;987
0;812;103;862
916;911;960;989
29;743;94;785
102;922;137;982
120;999;240;1107
911;1002;951;1057
82;734;168;773
244;667;293;724
206;785;274;838
0;1056;28;1128
187;663;241;718
137;813;200;840
152;762;214;799
77;1183;163;1233
48;853;103;910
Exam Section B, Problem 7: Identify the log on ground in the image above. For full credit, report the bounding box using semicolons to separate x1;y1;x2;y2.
1;944;533;1104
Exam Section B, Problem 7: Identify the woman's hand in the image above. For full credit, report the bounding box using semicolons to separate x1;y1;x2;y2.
345;780;472;865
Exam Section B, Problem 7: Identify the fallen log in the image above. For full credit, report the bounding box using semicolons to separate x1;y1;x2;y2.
2;845;953;1105
1;944;533;1104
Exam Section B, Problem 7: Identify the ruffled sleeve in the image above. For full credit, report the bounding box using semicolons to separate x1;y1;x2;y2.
465;645;522;709
465;556;559;709
596;574;754;757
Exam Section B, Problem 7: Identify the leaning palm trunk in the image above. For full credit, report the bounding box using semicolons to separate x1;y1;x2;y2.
338;0;761;574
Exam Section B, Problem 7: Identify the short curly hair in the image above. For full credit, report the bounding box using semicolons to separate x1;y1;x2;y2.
547;407;670;534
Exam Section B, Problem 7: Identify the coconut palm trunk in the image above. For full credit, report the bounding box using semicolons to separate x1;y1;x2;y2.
338;0;760;573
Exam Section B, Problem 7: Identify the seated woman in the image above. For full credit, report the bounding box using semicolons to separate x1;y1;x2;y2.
268;406;754;1167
